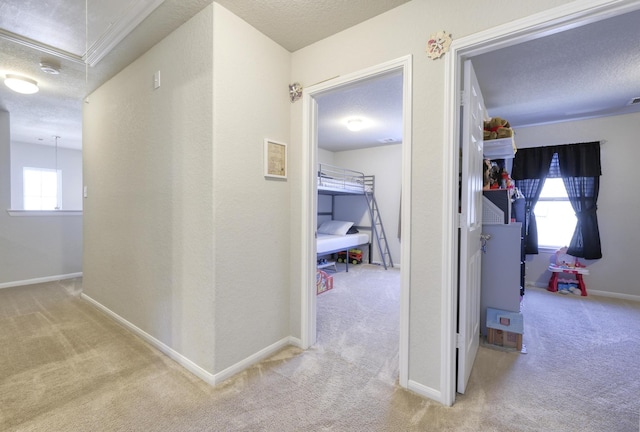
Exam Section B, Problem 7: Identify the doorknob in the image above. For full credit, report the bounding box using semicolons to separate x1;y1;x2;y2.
480;233;491;253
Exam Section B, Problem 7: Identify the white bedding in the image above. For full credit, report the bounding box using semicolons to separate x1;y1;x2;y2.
317;176;372;193
317;233;369;255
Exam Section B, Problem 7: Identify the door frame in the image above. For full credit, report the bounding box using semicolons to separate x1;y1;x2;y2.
441;0;640;406
301;55;412;388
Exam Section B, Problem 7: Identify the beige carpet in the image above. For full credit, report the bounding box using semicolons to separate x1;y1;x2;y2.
1;266;639;431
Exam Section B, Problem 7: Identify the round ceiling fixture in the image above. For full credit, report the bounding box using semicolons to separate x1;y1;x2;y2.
4;74;39;94
345;117;371;132
40;62;60;74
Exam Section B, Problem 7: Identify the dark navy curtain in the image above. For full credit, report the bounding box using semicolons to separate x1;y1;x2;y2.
512;146;554;254
512;142;602;258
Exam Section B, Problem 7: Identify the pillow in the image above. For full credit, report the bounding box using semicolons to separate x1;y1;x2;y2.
317;220;354;236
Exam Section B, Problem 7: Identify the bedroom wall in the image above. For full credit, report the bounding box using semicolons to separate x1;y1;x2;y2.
83;5;216;371
514;111;640;300
317;148;335;227
290;0;573;397
211;3;292;372
332;144;402;266
10;142;83;210
318;148;335;165
0;112;82;287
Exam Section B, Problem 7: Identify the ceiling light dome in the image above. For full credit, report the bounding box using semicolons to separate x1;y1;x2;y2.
4;74;39;94
346;117;370;132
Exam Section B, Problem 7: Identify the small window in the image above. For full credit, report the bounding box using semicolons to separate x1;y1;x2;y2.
533;178;576;248
23;167;62;210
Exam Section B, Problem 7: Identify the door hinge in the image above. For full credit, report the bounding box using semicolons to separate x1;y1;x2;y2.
456;333;463;348
457;213;464;229
460;91;466;106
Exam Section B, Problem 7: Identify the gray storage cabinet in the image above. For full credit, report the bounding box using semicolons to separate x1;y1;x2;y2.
480;222;522;336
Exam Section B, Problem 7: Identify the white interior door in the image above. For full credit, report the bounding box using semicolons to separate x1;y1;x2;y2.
457;59;485;394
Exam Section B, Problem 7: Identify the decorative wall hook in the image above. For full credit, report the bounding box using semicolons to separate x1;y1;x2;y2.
426;31;452;60
289;82;303;103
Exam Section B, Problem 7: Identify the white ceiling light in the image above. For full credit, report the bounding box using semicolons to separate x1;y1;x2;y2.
4;74;39;94
346;117;369;132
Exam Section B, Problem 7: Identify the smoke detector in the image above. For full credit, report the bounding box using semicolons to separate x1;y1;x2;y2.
40;62;60;75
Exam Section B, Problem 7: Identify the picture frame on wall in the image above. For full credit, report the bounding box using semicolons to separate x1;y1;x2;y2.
264;139;287;179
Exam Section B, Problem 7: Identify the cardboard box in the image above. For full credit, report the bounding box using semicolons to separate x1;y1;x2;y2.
486;307;523;350
487;328;523;350
316;270;333;295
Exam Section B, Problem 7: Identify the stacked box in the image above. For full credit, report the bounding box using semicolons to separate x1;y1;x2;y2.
486;308;523;350
316;269;333;295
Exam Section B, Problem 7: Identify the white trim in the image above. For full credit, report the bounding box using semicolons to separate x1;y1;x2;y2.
407;380;442;404
301;55;412;389
84;0;166;66
399;56;412;389
571;289;640;302
0;28;84;64
82;293;295;386
82;293;216;384
288;336;303;348
7;209;82;216
213;337;294;384
0;272;83;290
442;0;640;407
527;284;640;302
300;92;317;350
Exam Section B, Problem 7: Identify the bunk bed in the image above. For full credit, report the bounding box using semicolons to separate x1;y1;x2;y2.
317;163;392;271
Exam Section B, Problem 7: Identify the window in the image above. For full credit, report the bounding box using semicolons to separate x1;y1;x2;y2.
533;178;576;248
23;167;62;210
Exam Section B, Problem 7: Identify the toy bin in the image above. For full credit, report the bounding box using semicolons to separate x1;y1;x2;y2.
486;307;523;351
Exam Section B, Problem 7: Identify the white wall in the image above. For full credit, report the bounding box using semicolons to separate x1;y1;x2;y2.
515;111;640;299
10;141;83;210
83;2;292;377
0;112;82;286
332;144;402;266
83;6;216;371
289;0;573;395
211;3;292;372
79;0;607;402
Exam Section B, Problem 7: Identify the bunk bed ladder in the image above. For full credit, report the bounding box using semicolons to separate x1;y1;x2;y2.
364;183;393;270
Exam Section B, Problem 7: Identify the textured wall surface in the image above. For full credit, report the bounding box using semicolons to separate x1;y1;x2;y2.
332;144;402;266
10;142;83;210
290;0;574;393
83;5;216;371
516;112;640;299
0;112;82;285
211;3;292;372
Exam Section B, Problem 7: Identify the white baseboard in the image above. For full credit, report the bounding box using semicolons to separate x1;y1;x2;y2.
407;379;443;404
526;282;640;302
580;289;640;302
0;272;83;290
288;336;303;348
81;293;297;386
81;293;217;385
212;337;293;384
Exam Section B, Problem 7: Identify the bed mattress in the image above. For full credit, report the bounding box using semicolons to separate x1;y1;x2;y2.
317;233;369;255
317;176;372;194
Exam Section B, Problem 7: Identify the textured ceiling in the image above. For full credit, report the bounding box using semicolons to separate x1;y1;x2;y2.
471;8;640;128
2;1;640;153
214;0;412;52
0;0;213;149
316;71;403;152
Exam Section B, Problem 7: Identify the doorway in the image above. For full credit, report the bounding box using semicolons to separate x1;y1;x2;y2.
444;0;640;406
300;56;412;388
